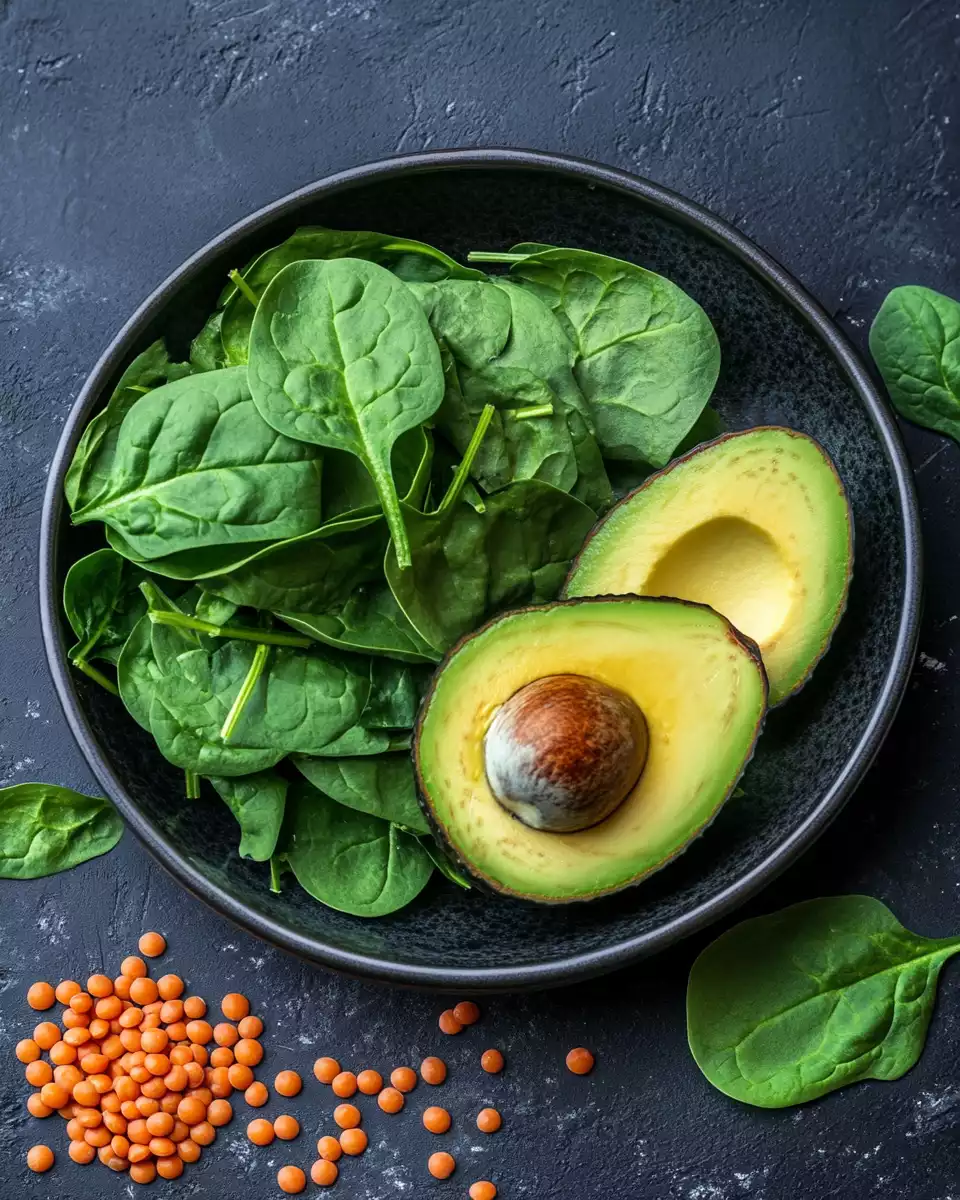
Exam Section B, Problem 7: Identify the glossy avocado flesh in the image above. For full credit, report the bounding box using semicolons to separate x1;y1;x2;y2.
414;597;767;903
564;428;853;706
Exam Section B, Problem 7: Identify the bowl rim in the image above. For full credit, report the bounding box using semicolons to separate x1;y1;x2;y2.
39;146;922;990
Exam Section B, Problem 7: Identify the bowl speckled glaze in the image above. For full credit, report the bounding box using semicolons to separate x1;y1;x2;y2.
39;149;921;990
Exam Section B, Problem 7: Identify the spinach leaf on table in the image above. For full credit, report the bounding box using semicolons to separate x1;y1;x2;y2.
247;258;444;569
0;784;123;879
292;753;428;834
72;367;324;562
208;770;287;861
386;478;597;654
65;339;194;513
220;225;484;364
63;548;146;666
869;285;960;441
485;247;721;467
279;778;433;917
686;895;960;1108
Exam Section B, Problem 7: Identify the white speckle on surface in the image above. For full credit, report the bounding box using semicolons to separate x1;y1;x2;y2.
24;700;40;719
920;652;948;673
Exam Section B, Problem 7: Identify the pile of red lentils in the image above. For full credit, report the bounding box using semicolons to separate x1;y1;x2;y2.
18;936;595;1194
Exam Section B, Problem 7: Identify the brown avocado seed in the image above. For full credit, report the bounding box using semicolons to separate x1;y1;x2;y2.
483;674;648;833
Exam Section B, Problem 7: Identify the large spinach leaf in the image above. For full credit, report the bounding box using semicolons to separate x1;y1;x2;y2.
687;896;960;1108
63;548;146;666
208;770;287;861
292;753;428;834
386;479;597;654
0;784;123;879
480;247;721;467
220;225;483;364
280;779;433;917
73;367;324;561
869;285;960;441
247;259;444;568
281;583;439;663
65;340;194;512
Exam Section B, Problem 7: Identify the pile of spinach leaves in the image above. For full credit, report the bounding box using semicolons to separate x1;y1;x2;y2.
62;225;720;918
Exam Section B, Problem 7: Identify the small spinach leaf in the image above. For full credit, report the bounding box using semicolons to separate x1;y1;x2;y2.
869;285;960;441
208;770;287;861
63;548;146;665
0;784;123;879
687;895;960;1108
281;779;433;917
247;259;444;568
190;311;227;372
292;753;428;834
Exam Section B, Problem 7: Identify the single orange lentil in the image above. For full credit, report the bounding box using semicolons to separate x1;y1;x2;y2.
469;1183;497;1200
159;998;184;1024
113;976;133;1000
477;1107;502;1133
95;994;123;1020
311;1158;339;1186
248;1117;275;1146
339;1126;368;1156
356;1068;383;1095
565;1046;595;1075
56;979;82;1004
453;1000;481;1026
420;1057;447;1085
429;1151;456;1180
84;1124;111;1147
146;1111;174;1137
237;1014;263;1039
68;1138;96;1164
74;1107;102;1130
40;1082;70;1110
157;1155;184;1180
213;1022;239;1048
234;1038;263;1067
140;1028;169;1054
221;992;249;1021
25;1060;52;1087
185;1019;213;1045
63;1027;91;1048
163;1065;188;1093
390;1065;417;1093
70;991;93;1014
87;974;113;998
27;1093;53;1119
207;1099;233;1127
210;1046;234;1069
275;1069;302;1097
334;1103;361;1129
27;982;55;1011
27;1144;54;1172
120;956;147;978
189;1120;216;1146
177;1096;206;1126
186;1086;212;1107
377;1086;405;1114
227;1063;253;1090
244;1080;268;1107
331;1070;357;1098
317;1135;342;1161
210;1062;234;1093
129;977;159;1006
274;1113;300;1140
138;932;166;957
61;1009;89;1030
157;974;183;1000
130;1160;158;1184
481;1048;504;1074
278;1165;307;1194
170;1119;190;1144
33;1021;61;1051
177;1138;201;1163
182;995;206;1019
16;1038;41;1064
56;1064;84;1089
423;1106;452;1134
438;1008;463;1035
111;1133;131;1158
128;1142;151;1163
313;1056;340;1084
72;1079;99;1107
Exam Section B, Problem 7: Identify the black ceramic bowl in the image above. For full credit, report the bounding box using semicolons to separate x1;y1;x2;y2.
40;149;921;990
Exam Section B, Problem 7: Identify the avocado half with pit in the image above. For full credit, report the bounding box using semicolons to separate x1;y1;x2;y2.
414;596;767;903
564;428;853;705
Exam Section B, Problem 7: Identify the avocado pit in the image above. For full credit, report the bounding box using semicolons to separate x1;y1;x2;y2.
483;674;648;833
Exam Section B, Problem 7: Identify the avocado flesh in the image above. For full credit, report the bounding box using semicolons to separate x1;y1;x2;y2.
415;597;767;902
564;428;853;706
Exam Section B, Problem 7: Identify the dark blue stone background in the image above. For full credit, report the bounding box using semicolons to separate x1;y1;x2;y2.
1;1;959;1196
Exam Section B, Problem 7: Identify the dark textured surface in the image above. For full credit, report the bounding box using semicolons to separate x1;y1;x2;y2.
2;1;959;1197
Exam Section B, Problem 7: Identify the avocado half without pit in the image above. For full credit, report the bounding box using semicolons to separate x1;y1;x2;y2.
414;596;767;903
564;427;853;705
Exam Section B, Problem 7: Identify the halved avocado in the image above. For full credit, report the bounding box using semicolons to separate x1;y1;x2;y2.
414;596;767;903
564;428;853;705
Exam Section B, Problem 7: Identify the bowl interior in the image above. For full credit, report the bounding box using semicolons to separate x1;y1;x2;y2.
50;164;909;983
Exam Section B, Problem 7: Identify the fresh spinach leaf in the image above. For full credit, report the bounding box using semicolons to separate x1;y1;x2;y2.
0;784;123;879
189;311;227;372
280;779;433;917
73;367;324;561
292;753;428;834
65;340;194;512
869;285;960;441
208;770;287;861
420;838;472;889
247;259;444;568
220;225;483;364
63;548;146;666
687;895;960;1108
280;582;440;664
485;247;721;467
